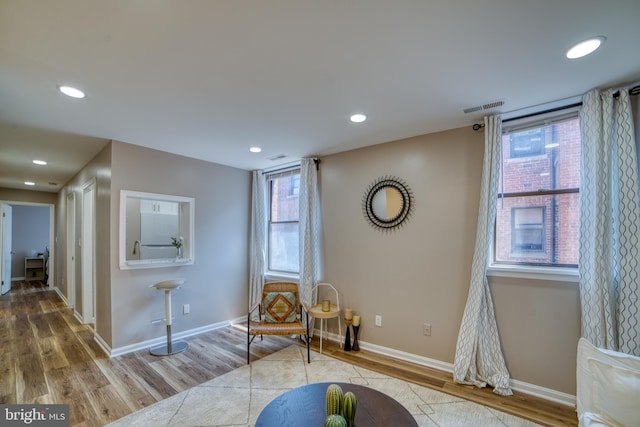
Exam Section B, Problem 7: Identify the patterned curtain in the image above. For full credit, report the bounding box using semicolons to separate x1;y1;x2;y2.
579;88;640;356
249;170;266;319
453;115;512;396
299;158;321;335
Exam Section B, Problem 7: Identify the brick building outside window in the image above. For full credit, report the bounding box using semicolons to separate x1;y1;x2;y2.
495;115;580;267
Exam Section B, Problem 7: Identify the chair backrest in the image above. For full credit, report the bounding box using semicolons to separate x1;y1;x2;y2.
262;282;301;314
311;282;340;309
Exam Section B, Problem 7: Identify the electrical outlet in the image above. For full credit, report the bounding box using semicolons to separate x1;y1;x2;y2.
183;304;190;315
423;323;431;336
375;315;382;327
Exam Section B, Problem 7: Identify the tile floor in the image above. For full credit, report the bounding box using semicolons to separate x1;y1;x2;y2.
107;345;541;427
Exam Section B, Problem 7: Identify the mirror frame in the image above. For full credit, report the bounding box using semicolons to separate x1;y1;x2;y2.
362;176;414;231
119;190;195;269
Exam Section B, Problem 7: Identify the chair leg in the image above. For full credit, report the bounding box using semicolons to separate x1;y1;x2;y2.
306;312;310;363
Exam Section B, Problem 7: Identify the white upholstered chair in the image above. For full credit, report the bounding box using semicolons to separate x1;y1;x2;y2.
576;338;640;426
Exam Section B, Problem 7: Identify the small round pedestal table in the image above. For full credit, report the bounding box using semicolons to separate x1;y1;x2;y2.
308;304;342;353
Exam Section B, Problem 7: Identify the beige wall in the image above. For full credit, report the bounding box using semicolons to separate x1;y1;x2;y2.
0;188;57;205
56;143;113;343
319;126;580;394
109;141;251;349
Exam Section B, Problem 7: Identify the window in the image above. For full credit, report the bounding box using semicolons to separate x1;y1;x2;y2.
494;114;580;267
267;168;300;273
511;207;545;252
510;128;545;158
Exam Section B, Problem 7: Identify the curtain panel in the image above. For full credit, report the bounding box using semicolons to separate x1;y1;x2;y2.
249;170;267;319
453;115;512;396
579;88;640;356
299;158;321;335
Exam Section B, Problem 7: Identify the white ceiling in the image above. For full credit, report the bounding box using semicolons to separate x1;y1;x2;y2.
1;0;639;193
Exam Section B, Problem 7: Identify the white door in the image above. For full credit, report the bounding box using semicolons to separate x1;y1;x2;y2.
1;204;12;295
81;183;95;324
66;193;76;309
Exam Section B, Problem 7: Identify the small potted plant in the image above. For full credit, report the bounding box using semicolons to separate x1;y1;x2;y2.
171;236;184;259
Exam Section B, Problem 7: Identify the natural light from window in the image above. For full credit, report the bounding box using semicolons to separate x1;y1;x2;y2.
268;171;300;273
494;115;580;267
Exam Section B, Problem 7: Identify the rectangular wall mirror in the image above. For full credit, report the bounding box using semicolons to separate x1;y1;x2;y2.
119;190;195;269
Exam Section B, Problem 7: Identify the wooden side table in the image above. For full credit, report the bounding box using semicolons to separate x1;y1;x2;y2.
308;304;341;353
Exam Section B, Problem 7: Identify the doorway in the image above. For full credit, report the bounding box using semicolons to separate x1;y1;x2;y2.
0;201;54;294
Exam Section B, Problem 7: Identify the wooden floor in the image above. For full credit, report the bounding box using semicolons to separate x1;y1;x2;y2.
0;281;578;426
310;340;578;426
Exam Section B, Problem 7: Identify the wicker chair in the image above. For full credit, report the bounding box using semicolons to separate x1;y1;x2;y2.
247;282;310;363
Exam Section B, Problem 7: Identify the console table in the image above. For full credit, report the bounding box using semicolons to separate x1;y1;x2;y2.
256;382;417;426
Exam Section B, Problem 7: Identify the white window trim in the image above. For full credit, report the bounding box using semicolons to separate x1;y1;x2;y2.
264;271;299;282
487;263;578;283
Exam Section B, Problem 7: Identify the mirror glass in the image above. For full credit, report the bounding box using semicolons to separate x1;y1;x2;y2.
119;190;194;269
371;186;404;221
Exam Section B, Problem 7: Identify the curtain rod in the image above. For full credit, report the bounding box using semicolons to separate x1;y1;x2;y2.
261;157;319;174
502;102;583;124
472;84;640;131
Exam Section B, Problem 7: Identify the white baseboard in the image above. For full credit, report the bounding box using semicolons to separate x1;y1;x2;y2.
510;379;576;407
108;316;246;358
54;287;69;306
94;332;112;356
312;328;576;407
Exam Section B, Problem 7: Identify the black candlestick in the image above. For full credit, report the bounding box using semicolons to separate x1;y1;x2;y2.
344;319;352;351
352;325;360;351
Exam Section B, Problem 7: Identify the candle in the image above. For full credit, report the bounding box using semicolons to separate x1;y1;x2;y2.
322;300;331;312
352;315;360;326
345;308;353;320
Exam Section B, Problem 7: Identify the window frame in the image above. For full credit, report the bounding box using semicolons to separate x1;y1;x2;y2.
266;166;301;276
490;107;581;281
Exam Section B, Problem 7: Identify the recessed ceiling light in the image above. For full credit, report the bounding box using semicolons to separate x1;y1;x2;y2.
249;146;262;153
33;159;47;165
58;85;86;98
24;181;35;186
566;36;605;59
350;113;367;123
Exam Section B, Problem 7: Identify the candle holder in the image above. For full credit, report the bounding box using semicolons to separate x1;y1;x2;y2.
352;325;360;351
344;318;352;351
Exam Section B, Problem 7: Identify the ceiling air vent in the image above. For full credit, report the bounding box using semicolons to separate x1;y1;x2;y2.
463;99;505;114
268;154;287;161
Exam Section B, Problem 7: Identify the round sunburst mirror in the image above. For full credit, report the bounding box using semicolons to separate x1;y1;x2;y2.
363;176;414;231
